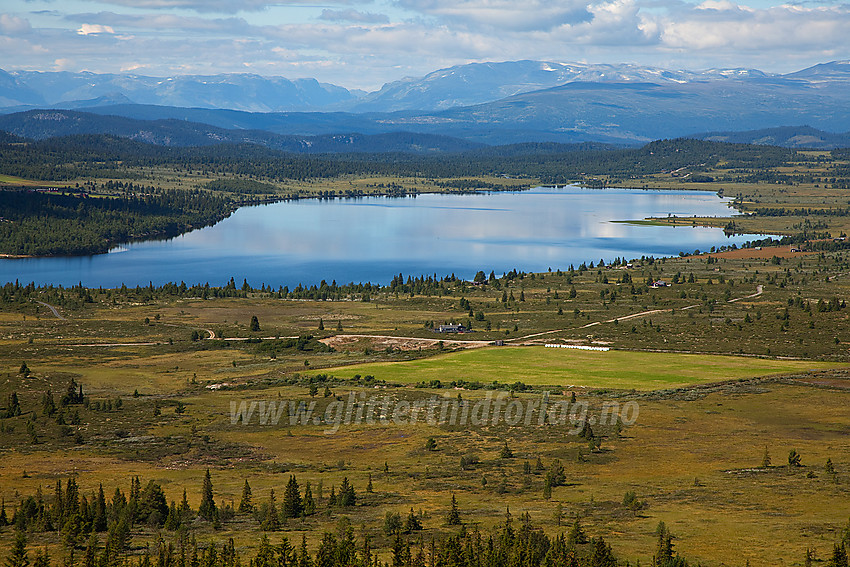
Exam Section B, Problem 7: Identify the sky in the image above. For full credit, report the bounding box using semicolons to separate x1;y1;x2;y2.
1;0;849;90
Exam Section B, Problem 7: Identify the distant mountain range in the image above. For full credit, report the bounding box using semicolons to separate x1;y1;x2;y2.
0;109;483;154
1;60;850;146
0;69;360;112
693;126;850;150
346;60;772;113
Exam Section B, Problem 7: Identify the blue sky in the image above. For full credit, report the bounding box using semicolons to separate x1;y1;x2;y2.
2;0;848;90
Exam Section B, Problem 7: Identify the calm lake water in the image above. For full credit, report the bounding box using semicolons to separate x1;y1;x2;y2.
2;187;762;288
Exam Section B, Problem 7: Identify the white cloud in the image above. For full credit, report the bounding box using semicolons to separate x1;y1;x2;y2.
395;0;592;31
77;23;115;35
66;11;253;33
656;3;850;51
694;0;751;12
78;0;356;14
319;9;390;24
0;13;32;34
0;0;849;89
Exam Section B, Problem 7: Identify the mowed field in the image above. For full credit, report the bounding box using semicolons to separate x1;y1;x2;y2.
332;346;845;390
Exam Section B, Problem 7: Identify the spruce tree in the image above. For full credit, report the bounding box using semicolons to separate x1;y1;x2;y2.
405;508;422;532
198;469;217;522
303;482;315;515
446;494;461;525
337;477;355;507
31;549;48;567
826;458;837;476
93;484;107;532
179;489;192;521
567;519;587;545
282;476;303;519
238;480;253;514
260;490;280;531
5;530;29;567
499;441;513;459
761;446;771;468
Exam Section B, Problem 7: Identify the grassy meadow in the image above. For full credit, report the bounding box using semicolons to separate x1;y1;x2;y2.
2;245;850;565
330;346;843;390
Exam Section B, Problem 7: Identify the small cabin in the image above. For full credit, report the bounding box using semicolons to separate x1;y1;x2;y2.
435;324;467;333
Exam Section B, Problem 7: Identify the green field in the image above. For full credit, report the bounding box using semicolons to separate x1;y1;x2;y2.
333;346;844;389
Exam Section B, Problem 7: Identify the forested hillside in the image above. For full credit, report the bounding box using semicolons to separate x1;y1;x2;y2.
0;189;234;256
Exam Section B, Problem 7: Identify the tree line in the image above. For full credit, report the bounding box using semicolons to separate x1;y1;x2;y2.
0;469;705;567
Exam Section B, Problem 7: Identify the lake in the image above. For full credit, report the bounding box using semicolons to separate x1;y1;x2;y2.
1;186;763;288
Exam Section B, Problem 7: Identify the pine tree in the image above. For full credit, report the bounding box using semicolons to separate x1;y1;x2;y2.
250;316;260;332
828;543;848;567
93;484;107;532
164;500;180;531
318;318;324;331
31;549;48;567
761;446;771;468
238;480;253;514
198;469;217;522
6;392;21;417
499;441;514;459
5;530;29;567
41;390;56;417
446;494;461;525
826;458;837;476
789;449;802;467
567;519;587;545
303;482;315;515
82;535;97;567
653;521;674;567
282;476;303;519
260;491;280;531
337;477;355;507
179;489;192;521
366;473;373;493
298;535;313;567
591;537;617;567
405;508;422;532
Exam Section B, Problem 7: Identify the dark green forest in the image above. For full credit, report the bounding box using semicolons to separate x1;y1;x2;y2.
0;189;235;256
0;134;797;185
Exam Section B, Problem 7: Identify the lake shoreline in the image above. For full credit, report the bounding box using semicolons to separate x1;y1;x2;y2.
0;186;765;289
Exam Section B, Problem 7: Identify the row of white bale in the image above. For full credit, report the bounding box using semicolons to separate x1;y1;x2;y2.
544;343;610;351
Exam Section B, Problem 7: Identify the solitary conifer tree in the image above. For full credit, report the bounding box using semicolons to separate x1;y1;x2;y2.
198;469;217;522
238;480;253;514
446;494;461;525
